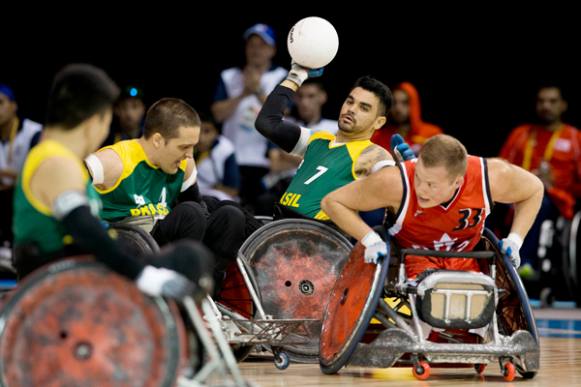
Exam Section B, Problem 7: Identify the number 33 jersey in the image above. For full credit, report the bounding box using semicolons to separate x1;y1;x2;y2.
388;156;493;259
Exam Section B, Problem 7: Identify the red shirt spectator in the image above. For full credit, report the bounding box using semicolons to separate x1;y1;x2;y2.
500;86;581;219
372;82;442;154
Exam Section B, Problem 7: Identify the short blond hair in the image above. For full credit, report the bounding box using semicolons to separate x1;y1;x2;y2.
419;134;467;179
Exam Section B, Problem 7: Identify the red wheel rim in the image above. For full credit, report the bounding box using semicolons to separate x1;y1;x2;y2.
319;240;389;373
241;219;352;358
0;258;185;387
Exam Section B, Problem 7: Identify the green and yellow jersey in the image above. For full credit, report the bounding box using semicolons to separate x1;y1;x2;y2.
280;131;372;220
96;139;187;225
13;140;102;255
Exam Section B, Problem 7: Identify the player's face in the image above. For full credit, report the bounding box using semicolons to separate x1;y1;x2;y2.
391;89;410;125
414;159;463;208
338;87;384;134
159;126;199;174
536;87;566;125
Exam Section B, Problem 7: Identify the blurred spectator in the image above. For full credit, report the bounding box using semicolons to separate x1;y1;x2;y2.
372;81;442;154
102;85;145;146
195;116;240;201
211;23;287;210
499;85;581;277
0;84;42;248
292;79;338;133
501;85;581;220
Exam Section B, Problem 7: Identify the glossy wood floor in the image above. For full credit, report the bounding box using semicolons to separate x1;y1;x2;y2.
237;309;581;386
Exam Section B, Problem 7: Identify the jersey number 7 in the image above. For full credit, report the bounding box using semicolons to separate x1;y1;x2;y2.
304;166;329;185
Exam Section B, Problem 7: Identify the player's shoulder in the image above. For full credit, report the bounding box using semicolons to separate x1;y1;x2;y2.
308;130;335;143
484;157;512;182
96;148;123;171
362;142;391;157
37;155;86;184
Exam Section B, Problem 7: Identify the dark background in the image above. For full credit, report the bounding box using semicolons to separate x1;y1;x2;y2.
2;10;579;156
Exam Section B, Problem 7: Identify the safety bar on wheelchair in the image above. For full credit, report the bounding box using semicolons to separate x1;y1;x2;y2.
400;249;496;260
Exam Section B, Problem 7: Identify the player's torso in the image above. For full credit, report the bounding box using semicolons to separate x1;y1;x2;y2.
389;156;492;252
281;133;370;220
13;140;100;254
97;140;185;223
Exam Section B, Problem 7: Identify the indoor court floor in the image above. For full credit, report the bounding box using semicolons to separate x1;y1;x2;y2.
238;308;581;386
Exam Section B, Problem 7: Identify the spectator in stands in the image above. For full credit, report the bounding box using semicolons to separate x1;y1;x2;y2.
211;23;287;210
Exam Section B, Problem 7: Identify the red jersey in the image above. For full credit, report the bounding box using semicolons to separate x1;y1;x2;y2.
389;156;492;277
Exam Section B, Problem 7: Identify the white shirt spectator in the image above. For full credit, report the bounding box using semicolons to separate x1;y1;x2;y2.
196;135;240;201
0;118;42;186
215;66;287;168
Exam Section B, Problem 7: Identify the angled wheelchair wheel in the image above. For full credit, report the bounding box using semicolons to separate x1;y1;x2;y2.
480;229;540;374
319;240;390;374
565;211;581;306
0;257;187;387
239;219;353;363
481;229;538;340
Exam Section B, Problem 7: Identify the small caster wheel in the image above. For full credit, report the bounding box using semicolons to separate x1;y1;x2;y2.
274;351;290;370
412;360;430;380
502;362;516;382
474;363;487;375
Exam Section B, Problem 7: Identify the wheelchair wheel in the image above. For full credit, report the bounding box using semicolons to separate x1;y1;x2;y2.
566;211;581;306
480;229;540;375
110;223;160;256
240;219;353;363
319;238;390;374
480;230;538;339
0;257;187;387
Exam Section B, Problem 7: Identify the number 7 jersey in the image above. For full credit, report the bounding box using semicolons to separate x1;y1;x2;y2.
388;156;493;254
280;131;372;220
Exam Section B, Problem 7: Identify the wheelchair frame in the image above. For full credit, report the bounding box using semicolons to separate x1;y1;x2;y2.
320;229;540;382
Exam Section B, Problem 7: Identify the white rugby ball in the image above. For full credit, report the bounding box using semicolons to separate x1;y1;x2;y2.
287;17;339;69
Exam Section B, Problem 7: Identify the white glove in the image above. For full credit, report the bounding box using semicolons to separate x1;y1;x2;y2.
499;232;523;268
136;265;194;299
361;231;387;264
286;63;310;87
286;63;324;87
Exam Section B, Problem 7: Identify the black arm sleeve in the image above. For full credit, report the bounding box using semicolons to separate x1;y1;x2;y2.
61;206;145;280
255;85;303;153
